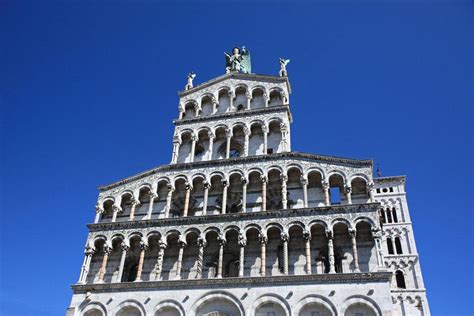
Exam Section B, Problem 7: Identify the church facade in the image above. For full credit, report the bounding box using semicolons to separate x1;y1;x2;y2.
67;48;429;316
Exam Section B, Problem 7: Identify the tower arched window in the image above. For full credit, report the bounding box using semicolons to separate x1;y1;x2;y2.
392;207;398;223
387;238;394;254
386;208;393;223
395;237;403;254
395;270;406;288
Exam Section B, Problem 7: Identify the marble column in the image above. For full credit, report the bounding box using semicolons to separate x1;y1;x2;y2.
281;175;288;209
78;246;95;284
94;204;104;224
212;99;218;114
261;176;267;211
246;91;252;110
280;123;289;152
221;180;228;214
164;185;174;218
111;205;122;223
345;185;352;204
182;183;192;217
349;229;360;272
116;242;129;283
190;134;198;162
281;232;289;275
322;181;330;206
228;91;235;111
208;133;215;160
259;233;267;276
241;177;247;213
238;233;246;277
263;93;269;107
367;182;375;202
217;235;226;278
225;130;232;159
97;245;111;283
147;192;158;219
303;230;312;274
202;181;210;215
262;125;268;154
301;177;309;208
175;236;186;280
171;137;181;164
327;230;336;273
243;127;250;157
372;229;384;267
196;236;206;279
178;105;184;119
129;198;140;221
135;241;148;282
154;239;167;281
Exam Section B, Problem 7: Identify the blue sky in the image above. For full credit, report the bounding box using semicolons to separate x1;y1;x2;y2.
1;1;473;315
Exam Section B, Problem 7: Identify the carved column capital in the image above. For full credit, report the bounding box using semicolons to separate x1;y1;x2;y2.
121;242;130;252
185;182;193;191
203;181;211;190
95;203;104;214
322;180;330;190
302;229;311;241
222;179;229;187
300;177;308;186
158;239;168;249
218;234;227;246
197;236;207;247
258;233;268;245
325;230;333;239
345;185;352;194
260;175;267;183
348;228;357;238
238;233;247;247
241;177;248;185
139;241;149;251
149;192;158;199
280;232;289;242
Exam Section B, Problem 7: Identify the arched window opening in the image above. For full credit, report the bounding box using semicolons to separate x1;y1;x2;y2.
228;173;243;213
223;229;240;277
394;237;403;254
386;208;393;223
396;270;406;288
84;309;104;316
251;88;265;109
117;305;142;316
269;90;283;107
387;238;394;255
218;89;230;113
392;208;398;223
328;174;344;205
234;86;247;112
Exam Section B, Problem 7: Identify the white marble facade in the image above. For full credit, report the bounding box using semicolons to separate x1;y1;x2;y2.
67;71;429;316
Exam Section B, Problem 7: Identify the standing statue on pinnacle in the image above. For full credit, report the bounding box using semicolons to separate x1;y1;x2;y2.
185;72;196;90
279;58;290;77
225;46;251;74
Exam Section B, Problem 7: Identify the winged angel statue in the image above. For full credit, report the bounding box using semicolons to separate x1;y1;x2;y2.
225;46;251;74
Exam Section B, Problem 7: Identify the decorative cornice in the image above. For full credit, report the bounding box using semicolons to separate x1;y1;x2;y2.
98;153;373;192
71;272;391;294
173;105;292;126
87;203;381;232
374;176;406;185
178;72;291;97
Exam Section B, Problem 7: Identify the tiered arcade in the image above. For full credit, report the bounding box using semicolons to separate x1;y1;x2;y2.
67;55;429;316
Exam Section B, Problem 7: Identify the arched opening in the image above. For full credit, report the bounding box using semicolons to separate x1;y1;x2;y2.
287;167;304;209
202;231;219;278
268;89;284;107
223;229;240;277
356;221;376;272
136;187;152;220
201;95;214;116
267;169;283;211
351;178;369;203
395;270;406;289
386;238;394;255
83;308;104;316
145;234;161;281
190;177;205;216
247;171;263;212
394;237;403;254
386;208;393;223
266;226;283;276
155;306;181;316
117;305;142;316
344;303;376;316
170;179;187;218
86;238;107;284
307;171;324;207
332;223;350;273
183;102;196;119
391;208;398;223
234;86;247;112
217;89;231;113
121;235;141;282
101;200;114;223
195;296;241;316
209;175;225;215
255;301;286;316
162;233;180;280
177;132;192;163
212;127;227;160
230;125;245;158
249;122;264;156
195;130;210;162
251;87;266;109
328;174;344;205
299;302;332;316
119;193;133;221
245;227;261;277
288;225;305;275
107;236;125;283
267;120;282;154
228;173;244;213
156;180;170;218
182;231;199;279
311;223;328;274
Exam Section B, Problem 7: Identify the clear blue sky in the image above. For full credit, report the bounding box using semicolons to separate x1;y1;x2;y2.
1;1;472;315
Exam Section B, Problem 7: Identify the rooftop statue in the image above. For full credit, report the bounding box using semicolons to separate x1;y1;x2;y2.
279;58;290;77
185;72;196;90
225;46;251;74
